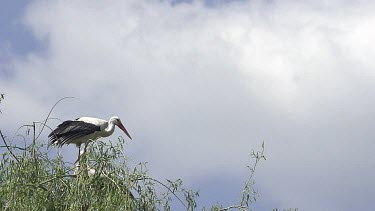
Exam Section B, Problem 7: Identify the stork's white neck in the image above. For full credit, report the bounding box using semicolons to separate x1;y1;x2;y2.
103;117;117;137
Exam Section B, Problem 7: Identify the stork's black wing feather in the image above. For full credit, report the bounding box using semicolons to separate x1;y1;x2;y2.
49;120;100;146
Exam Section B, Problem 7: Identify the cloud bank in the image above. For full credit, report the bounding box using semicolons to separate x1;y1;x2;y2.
1;0;375;210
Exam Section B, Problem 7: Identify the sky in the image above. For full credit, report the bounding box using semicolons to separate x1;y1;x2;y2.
1;0;375;210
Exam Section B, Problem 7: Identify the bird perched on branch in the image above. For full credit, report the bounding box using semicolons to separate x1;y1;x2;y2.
49;116;132;162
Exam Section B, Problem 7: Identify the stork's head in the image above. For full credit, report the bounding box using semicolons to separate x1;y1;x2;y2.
111;116;132;140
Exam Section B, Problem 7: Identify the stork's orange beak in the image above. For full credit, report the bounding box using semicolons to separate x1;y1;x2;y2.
118;122;132;140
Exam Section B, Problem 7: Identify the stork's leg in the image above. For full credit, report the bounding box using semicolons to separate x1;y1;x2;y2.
83;142;89;155
75;144;82;164
75;142;90;164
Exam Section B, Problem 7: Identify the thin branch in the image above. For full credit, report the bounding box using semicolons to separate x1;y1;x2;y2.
35;96;77;141
101;171;124;193
240;141;266;206
0;145;27;150
11;124;34;144
32;120;59;147
219;205;248;211
136;176;189;210
23;183;48;191
38;174;77;186
0;130;19;162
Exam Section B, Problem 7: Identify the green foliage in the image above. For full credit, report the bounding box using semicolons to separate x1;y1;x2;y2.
0;130;199;210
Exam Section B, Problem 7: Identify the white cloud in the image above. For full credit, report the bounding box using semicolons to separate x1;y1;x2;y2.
1;0;375;210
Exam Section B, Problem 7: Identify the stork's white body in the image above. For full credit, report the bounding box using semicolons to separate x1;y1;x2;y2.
49;116;132;162
72;117;115;146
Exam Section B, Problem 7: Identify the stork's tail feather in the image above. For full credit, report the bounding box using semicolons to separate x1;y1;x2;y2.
48;133;63;147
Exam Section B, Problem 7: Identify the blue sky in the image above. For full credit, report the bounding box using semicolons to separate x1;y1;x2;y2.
1;0;375;210
0;1;39;55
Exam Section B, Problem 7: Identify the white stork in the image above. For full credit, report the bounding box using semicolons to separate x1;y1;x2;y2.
49;116;132;162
